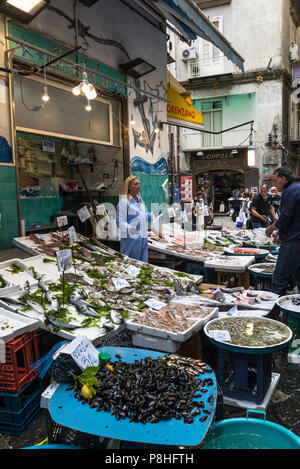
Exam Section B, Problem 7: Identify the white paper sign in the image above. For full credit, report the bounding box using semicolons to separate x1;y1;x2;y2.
167;207;176;218
68;226;77;245
182;211;189;224
125;265;141;277
77;205;91;222
56;215;68;227
144;298;166;311
209;330;231;342
53;336;99;370
56;249;73;272
112;277;131;290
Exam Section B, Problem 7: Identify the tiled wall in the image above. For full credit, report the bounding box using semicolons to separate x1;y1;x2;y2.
0;166;19;250
20;197;63;227
131;172;170;212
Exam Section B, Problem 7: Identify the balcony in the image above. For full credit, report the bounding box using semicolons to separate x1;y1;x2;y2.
186;56;231;80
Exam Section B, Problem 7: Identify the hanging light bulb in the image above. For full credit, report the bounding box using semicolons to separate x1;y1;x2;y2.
72;70;97;100
247;123;256;167
42;85;49;102
85;99;92;112
72;84;81;96
130;114;135;125
154;123;159;133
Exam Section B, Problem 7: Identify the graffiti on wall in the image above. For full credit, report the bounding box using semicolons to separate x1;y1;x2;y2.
0;137;12;164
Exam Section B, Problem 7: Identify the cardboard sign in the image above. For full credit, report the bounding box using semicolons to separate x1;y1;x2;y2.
56;249;73;272
112;277;131;290
53;336;99;370
209;330;231;342
125;265;141;277
68;226;77;245
56;215;68;227
144;298;166;311
77;205;91;222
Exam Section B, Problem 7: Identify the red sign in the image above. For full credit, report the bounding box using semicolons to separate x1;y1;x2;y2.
180;176;193;203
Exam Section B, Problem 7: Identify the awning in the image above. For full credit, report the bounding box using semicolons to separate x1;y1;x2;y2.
151;0;244;72
167;71;204;130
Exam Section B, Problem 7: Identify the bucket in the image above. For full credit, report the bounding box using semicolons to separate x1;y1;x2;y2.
201;410;300;449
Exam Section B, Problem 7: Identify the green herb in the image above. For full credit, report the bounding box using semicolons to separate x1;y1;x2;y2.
0;275;6;288
6;263;24;274
174;272;194;280
43;258;55;263
70;366;100;395
28;266;40;280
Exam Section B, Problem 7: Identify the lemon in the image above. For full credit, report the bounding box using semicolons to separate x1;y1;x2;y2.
81;384;93;399
105;364;114;372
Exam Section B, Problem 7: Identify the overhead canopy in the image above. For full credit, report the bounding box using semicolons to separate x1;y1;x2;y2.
167;71;204;130
150;0;244;72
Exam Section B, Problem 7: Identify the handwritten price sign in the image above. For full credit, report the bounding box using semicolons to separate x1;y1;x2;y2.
144;298;166;311
112;277;131;290
77;206;91;222
53;336;99;370
68;226;77;245
56;249;73;272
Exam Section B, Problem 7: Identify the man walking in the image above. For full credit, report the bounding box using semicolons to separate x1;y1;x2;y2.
265;167;300;296
251;184;276;228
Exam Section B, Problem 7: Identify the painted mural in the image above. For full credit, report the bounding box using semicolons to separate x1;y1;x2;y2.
129;79;168;176
0;136;12;164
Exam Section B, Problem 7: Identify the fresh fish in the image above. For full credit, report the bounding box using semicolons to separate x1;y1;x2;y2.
26;300;45;314
44;311;82;330
68;295;100;318
212;290;225;303
0;297;25;306
0;300;16;312
173;278;184;296
110;310;123;324
38;277;49;293
45;291;60;311
102;318;115;330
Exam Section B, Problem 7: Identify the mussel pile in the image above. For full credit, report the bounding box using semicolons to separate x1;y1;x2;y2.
70;356;215;425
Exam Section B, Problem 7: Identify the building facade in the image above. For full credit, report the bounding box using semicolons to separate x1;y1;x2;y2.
168;0;300;211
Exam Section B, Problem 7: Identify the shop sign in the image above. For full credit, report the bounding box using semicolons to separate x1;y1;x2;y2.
7;21;127;96
167;85;203;130
195;151;236;160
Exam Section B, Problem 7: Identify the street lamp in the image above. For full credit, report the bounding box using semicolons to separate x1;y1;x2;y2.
247;123;256;167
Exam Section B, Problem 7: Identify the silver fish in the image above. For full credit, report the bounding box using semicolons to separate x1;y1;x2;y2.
45;291;60;311
44;311;82;330
68;296;100;318
26;300;45;314
0;300;16;312
110;310;123;324
38;277;49;293
0;297;25;306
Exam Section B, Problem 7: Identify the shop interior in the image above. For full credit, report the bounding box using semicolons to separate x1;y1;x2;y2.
196;170;244;213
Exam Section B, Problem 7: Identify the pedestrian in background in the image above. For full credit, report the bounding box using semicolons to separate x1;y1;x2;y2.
265;167;300;296
270;186;281;215
250;184;276;228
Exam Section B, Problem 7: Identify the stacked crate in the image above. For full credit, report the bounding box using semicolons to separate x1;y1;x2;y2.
0;330;41;434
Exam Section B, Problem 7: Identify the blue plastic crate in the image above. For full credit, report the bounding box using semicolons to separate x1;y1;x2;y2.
0;406;41;435
217;349;272;405
0;378;43;425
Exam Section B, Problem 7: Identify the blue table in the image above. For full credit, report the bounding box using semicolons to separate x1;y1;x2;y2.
49;347;217;447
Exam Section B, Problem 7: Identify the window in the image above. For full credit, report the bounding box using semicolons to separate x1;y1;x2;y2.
188;59;200;78
202;17;222;67
200;100;222;147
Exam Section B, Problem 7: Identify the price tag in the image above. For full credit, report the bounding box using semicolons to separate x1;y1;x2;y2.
56;249;73;272
54;336;99;370
182;211;189;224
209;330;231;342
144;298;166;311
77;205;91;222
125;265;141;277
112;277;131;290
56;215;68;227
167;207;176;218
68;226;77;245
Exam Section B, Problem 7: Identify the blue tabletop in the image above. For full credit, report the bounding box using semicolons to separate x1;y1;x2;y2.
49;347;217;447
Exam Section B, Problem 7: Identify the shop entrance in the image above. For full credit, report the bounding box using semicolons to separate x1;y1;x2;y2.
195;170;244;213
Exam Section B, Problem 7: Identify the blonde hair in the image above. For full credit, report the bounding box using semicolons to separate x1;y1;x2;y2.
123;176;142;201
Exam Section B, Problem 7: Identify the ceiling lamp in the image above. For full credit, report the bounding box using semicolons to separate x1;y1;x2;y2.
85;99;92;112
72;70;97;100
42;86;49;102
130;114;135;126
247;123;256;167
0;0;49;24
119;58;156;79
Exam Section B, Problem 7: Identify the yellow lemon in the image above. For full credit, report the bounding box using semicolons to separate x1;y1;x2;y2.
105;364;114;372
81;384;93;399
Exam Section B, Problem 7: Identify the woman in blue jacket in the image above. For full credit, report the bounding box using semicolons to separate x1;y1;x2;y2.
116;176;151;262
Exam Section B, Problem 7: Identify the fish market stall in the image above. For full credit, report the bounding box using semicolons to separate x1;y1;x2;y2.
248;263;276;290
204;317;292;410
48;346;218;447
276;294;300;365
204;255;255;289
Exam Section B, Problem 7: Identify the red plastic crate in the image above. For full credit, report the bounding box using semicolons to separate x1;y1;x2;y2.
0;331;40;393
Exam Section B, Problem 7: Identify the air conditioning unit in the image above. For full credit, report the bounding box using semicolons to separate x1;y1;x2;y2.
181;48;198;61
